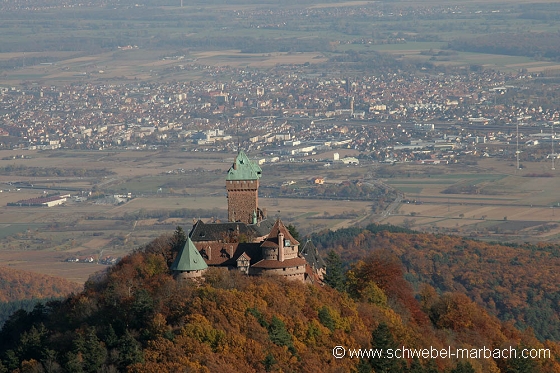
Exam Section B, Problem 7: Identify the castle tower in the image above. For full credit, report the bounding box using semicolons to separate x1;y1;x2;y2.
170;236;208;280
252;219;307;280
226;150;262;224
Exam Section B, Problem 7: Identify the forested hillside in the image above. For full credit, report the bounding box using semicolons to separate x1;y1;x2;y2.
0;266;81;303
312;225;560;341
0;266;82;329
0;232;558;372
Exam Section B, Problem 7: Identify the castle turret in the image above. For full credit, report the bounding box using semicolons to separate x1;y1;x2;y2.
170;236;208;280
251;219;307;280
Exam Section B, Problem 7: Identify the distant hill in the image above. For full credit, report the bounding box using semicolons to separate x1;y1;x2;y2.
0;234;558;372
0;266;81;302
312;224;560;341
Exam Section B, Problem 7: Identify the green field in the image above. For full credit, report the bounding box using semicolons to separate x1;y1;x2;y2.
0;224;46;239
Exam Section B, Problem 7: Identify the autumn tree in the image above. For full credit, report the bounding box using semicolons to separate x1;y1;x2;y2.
347;250;427;325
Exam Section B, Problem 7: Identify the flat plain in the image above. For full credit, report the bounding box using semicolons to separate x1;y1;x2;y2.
2;0;560;86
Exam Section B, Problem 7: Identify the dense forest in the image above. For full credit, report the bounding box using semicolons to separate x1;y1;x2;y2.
0;266;81;330
1;227;559;372
0;298;61;330
0;267;81;303
312;224;560;342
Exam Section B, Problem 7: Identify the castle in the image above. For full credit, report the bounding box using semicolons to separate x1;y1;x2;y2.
170;150;325;282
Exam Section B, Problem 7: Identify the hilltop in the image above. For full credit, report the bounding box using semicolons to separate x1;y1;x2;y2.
0;230;558;373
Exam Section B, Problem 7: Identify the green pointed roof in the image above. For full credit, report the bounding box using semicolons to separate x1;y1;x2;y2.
170;237;208;272
226;150;262;181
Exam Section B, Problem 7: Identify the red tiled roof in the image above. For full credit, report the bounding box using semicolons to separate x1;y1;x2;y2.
251;257;307;269
261;219;299;249
194;242;262;266
195;242;238;266
260;240;279;249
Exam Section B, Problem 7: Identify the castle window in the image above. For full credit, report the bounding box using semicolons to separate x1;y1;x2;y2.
284;239;291;247
220;248;230;258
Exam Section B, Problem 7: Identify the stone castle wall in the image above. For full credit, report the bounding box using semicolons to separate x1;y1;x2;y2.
250;265;306;281
226;179;259;223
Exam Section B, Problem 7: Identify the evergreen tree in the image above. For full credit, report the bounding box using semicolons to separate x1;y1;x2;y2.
408;357;425;373
263;353;277;372
18;324;47;362
368;323;404;373
502;346;538;373
131;289;154;329
117;330;143;369
169;226;187;265
451;361;475;373
3;351;19;372
104;324;119;349
317;306;335;331
40;348;58;373
424;359;439;373
75;327;107;373
64;351;84;373
324;250;346;292
268;316;292;348
287;224;300;241
356;359;372;373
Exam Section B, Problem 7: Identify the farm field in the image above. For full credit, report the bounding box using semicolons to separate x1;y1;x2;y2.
363;44;560;74
0;49;329;86
380;158;560;240
2;0;560;86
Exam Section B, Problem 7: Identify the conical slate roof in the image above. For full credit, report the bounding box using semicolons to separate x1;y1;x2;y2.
226;150;262;181
300;240;326;270
170;237;208;272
